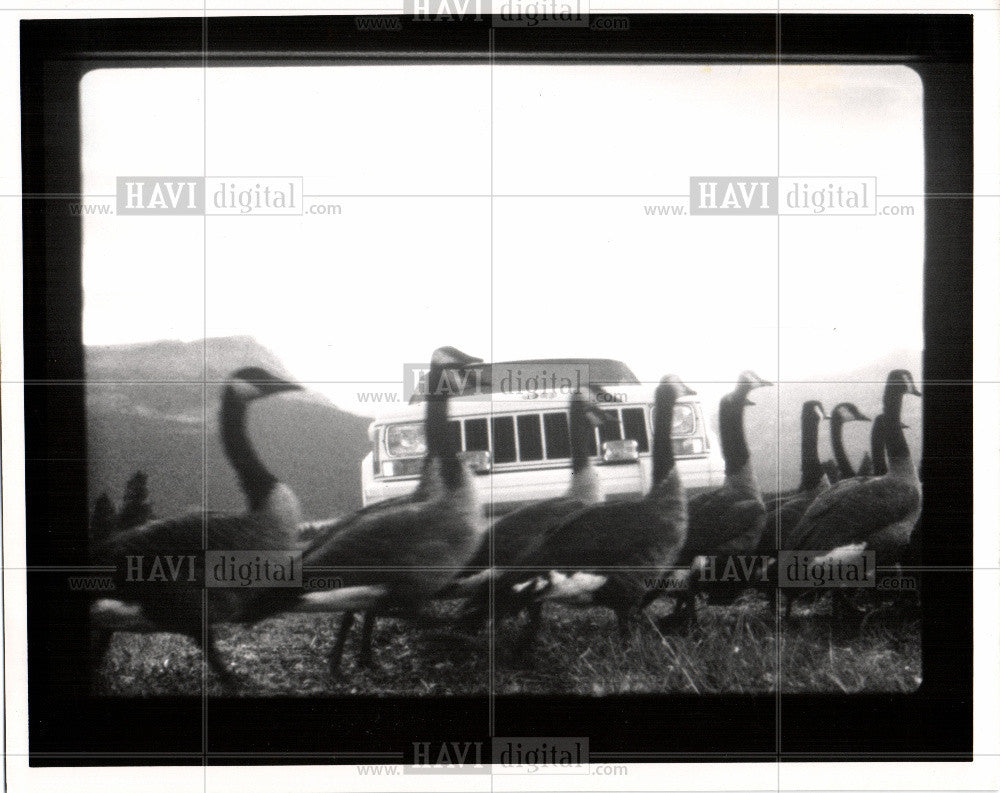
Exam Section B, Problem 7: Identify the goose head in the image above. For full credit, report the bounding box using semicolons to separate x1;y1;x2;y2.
227;367;303;402
802;400;829;423
658;373;696;400
426;346;483;396
831;402;871;424
883;369;922;406
430;346;482;369
734;370;773;405
578;385;619;429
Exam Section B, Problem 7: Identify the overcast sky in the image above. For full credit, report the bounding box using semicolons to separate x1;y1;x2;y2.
80;63;924;415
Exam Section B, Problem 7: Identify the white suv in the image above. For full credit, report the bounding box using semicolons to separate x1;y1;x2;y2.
360;359;724;515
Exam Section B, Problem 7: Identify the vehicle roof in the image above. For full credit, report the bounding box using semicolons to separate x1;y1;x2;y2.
408;358;640;404
377;382;701;424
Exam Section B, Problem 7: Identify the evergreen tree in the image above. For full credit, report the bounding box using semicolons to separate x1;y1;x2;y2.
89;492;117;541
118;470;153;530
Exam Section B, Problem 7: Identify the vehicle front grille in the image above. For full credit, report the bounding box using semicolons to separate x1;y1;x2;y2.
447;406;655;466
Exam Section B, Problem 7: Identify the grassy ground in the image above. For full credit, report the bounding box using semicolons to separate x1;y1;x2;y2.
96;593;921;696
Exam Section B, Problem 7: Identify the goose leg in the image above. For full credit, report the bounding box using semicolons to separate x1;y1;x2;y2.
329;611;356;676
357;611;376;669
198;628;238;686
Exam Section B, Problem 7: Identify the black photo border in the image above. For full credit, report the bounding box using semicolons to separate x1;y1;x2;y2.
20;12;972;766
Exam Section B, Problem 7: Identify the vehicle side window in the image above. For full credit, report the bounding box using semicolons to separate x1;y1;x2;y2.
516;414;544;461
621;407;650;452
492;416;516;463
464;418;489;452
598;409;623;446
543;412;571;459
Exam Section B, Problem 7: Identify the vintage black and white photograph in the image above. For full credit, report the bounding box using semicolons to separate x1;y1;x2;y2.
81;59;929;697
4;6;992;788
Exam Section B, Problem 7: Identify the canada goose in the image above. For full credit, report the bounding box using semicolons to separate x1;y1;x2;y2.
756;401;831;557
785;370;922;622
504;375;692;657
291;348;471;673
453;386;617;632
90;367;304;683
658;370;771;633
298;457;444;672
826;402;872;481
254;346;487;674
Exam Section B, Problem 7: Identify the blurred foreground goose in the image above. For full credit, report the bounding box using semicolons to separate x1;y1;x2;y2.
252;346;488;673
453;385;617;631
292;348;477;672
504;375;692;658
659;370;771;633
90;367;304;683
784;370;922;622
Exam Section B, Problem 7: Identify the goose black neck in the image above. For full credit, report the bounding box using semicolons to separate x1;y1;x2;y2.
830;413;855;478
651;386;678;485
569;395;593;474
720;393;750;476
799;408;824;491
871;414;888;476
882;387;910;463
220;388;276;511
425;363;462;491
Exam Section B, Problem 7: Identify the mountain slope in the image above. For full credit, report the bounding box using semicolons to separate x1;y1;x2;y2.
86;336;372;520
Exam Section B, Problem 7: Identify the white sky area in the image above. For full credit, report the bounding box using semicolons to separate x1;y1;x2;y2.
80;64;924;415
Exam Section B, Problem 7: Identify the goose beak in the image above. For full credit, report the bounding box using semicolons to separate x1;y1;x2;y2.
909;384;923;397
589;384;615;403
744;398;755;406
902;422;911;430
856;411;872;422
259;377;303;397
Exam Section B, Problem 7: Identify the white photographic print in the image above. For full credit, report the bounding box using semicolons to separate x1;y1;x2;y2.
3;8;998;793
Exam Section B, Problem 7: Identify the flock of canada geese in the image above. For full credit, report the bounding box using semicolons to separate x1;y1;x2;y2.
91;347;922;686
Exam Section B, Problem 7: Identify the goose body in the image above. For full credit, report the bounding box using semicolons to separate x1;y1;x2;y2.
91;367;304;682
255;347;488;671
453;387;615;626
504;375;692;653
681;372;771;563
660;371;770;630
787;370;921;567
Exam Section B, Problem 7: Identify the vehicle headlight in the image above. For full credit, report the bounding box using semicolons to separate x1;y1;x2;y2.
385;423;426;457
